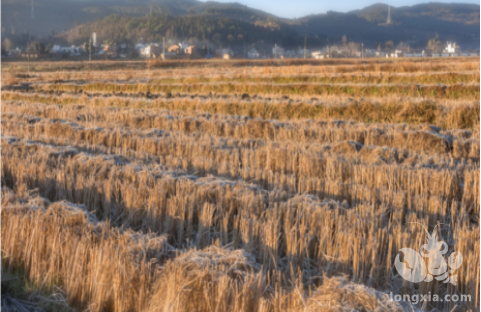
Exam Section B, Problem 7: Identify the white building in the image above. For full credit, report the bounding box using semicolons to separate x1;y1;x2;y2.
141;44;160;58
446;42;459;54
247;48;259;59
52;45;81;56
387;50;403;58
221;48;233;56
311;51;326;59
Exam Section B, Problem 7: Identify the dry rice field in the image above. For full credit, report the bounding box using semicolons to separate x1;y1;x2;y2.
1;58;480;312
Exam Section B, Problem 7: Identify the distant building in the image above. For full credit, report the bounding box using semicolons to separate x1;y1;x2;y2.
445;42;459;55
387;50;403;58
21;50;48;59
247;48;259;59
220;48;233;60
167;42;190;54
185;45;196;55
51;45;81;56
141;45;160;58
311;51;326;59
8;48;22;56
272;46;284;58
168;44;181;54
102;44;118;57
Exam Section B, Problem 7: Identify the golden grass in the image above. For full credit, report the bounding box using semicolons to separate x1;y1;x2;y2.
14;70;481;86
2;57;479;74
32;81;480;100
3;92;479;130
146;72;480;85
2;58;479;312
2;135;479;311
2;72;19;86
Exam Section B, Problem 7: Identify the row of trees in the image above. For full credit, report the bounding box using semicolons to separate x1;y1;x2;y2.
2;37;49;53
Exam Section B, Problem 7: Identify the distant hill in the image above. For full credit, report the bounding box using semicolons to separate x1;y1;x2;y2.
292;3;480;49
1;0;277;37
57;13;317;52
1;0;479;49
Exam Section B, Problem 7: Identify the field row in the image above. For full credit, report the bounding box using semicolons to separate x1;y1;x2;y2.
29;82;480;100
4;100;477;143
15;72;481;86
3;100;479;158
2;110;479;215
2;135;479;311
2;58;479;312
4;57;478;74
3;187;416;312
3;92;480;130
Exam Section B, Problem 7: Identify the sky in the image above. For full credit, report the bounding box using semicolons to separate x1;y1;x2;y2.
201;0;480;18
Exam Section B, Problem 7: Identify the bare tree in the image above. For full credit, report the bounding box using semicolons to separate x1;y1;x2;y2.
398;41;410;53
2;38;13;51
385;40;394;51
347;42;360;56
427;35;442;54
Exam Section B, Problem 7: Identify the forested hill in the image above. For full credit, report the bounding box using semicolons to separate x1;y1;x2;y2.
61;14;318;48
1;0;479;49
1;0;279;36
293;3;480;49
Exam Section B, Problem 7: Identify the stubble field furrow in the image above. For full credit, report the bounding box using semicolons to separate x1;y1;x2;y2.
1;58;479;312
2;113;479;219
18;71;481;86
29;82;480;100
2;91;480;130
2;137;479;310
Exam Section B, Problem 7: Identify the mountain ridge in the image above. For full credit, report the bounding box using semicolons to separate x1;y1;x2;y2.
1;0;479;49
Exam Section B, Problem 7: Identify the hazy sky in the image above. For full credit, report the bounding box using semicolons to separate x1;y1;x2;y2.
202;0;480;18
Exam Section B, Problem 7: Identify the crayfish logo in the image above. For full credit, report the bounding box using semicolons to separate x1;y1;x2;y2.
394;223;463;285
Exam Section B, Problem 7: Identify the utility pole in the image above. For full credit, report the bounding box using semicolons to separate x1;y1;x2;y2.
162;37;165;60
304;37;306;59
89;37;92;62
274;44;277;59
27;32;30;74
327;39;330;58
361;43;364;58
